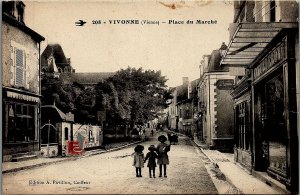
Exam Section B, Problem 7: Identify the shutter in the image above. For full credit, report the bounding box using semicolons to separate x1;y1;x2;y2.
15;49;24;86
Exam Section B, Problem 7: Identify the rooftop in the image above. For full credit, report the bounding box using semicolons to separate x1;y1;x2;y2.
60;72;115;85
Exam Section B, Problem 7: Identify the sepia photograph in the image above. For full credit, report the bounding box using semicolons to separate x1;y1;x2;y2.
1;0;299;194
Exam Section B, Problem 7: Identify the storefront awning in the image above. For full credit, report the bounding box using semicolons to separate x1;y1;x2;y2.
7;91;40;102
220;22;298;67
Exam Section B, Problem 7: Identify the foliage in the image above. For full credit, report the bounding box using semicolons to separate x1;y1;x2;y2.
41;73;97;123
96;67;169;126
41;67;169;127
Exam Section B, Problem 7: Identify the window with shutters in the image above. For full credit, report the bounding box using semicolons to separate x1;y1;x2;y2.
15;48;26;86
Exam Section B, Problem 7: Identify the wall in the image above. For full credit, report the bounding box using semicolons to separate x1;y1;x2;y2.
2;21;40;94
215;86;234;138
277;1;298;22
177;102;193;134
72;124;103;149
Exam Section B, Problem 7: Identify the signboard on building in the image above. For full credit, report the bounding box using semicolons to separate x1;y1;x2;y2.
216;79;234;90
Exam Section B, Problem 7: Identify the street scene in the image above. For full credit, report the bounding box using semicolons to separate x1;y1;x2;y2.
2;0;299;194
4;131;221;194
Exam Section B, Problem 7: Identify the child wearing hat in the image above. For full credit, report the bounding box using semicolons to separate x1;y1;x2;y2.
144;145;158;178
132;145;145;177
156;135;170;177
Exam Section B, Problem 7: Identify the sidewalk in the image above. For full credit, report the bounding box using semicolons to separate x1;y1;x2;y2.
193;138;289;194
2;140;142;174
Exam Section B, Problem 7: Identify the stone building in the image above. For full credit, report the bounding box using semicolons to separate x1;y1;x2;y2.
167;77;198;135
2;1;45;161
167;87;178;131
197;48;235;152
220;0;299;192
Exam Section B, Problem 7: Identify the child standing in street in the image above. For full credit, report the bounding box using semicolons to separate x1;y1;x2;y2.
132;145;145;177
156;135;170;177
144;145;158;178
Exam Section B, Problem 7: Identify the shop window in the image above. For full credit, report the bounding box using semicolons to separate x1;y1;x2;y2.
6;103;36;142
265;74;287;176
236;101;249;150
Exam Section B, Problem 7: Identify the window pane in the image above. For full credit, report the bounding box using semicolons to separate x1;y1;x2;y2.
16;104;21;114
23;105;28;115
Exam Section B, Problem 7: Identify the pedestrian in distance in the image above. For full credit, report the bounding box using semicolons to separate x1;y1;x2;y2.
156;135;170;177
132;144;145;177
144;145;158;178
151;129;154;136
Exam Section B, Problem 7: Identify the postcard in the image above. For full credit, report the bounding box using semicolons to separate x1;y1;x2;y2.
2;0;299;194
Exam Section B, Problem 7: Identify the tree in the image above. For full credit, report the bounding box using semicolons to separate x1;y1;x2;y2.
96;67;168;135
41;74;98;124
41;73;75;113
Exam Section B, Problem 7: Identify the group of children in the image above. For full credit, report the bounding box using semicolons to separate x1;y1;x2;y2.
132;135;170;178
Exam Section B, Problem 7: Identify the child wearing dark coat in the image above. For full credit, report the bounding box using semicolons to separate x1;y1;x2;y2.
156;135;170;177
144;145;158;178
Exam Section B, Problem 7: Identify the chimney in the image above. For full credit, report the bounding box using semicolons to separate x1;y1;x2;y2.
182;77;189;86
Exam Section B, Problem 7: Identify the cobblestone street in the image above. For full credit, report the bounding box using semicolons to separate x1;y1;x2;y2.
3;132;226;194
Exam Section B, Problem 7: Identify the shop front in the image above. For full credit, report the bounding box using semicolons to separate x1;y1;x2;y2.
231;76;252;173
221;22;298;192
251;32;298;190
2;88;41;162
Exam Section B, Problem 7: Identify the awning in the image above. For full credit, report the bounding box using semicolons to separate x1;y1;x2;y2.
220;22;298;67
7;91;40;102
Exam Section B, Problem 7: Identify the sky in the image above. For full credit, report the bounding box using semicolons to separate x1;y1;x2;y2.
25;0;233;87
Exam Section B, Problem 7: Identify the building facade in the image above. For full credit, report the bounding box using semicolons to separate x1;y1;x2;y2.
167;77;198;135
167;87;178;131
198;49;235;152
221;0;299;192
2;1;45;161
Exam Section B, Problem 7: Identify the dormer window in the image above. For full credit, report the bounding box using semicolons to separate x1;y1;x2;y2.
3;1;16;17
16;1;25;23
3;1;25;23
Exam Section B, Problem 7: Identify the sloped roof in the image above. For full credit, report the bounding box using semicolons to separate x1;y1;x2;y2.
176;83;188;103
41;105;66;122
41;44;69;68
60;72;115;85
208;50;228;72
176;78;199;105
2;13;45;42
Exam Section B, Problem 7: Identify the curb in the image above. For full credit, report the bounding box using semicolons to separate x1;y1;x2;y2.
2;158;78;174
3;140;143;174
192;140;244;194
